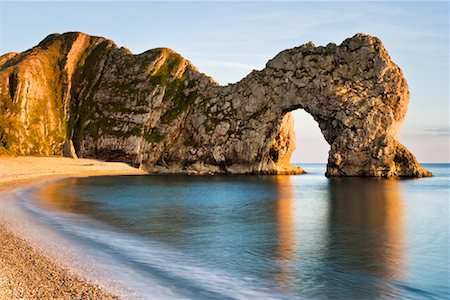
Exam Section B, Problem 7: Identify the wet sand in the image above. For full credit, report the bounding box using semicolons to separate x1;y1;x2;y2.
0;156;146;299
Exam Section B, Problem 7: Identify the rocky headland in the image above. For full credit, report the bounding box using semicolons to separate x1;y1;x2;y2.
0;32;431;177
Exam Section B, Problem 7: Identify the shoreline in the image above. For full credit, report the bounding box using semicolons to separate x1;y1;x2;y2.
0;156;146;299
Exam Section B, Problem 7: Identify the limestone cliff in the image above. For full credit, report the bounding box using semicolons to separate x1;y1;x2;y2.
0;32;431;177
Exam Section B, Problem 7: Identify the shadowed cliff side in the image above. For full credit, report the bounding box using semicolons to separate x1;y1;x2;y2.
0;32;430;177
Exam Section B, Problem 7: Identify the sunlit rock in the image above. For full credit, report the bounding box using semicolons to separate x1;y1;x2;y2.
0;32;431;177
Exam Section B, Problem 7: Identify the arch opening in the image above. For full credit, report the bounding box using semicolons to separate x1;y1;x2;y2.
267;108;330;176
290;109;329;170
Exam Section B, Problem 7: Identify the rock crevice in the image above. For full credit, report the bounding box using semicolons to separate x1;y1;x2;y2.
0;32;431;177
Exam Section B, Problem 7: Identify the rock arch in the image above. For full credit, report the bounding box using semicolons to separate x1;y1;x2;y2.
0;32;431;177
180;34;430;177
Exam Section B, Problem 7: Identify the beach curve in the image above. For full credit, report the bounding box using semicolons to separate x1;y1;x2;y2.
0;156;146;299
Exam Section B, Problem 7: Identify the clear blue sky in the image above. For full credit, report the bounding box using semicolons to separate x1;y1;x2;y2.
1;1;448;163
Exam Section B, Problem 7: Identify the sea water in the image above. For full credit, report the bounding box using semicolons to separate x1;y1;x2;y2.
22;164;449;299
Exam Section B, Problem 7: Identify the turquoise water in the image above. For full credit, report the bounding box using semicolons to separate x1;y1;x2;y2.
27;164;449;299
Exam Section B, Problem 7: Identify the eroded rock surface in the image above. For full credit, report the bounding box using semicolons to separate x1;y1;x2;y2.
0;32;431;177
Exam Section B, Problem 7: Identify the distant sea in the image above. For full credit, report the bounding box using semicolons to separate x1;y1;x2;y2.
20;164;449;299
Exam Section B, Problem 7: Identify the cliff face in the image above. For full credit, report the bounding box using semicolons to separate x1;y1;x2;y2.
0;32;431;177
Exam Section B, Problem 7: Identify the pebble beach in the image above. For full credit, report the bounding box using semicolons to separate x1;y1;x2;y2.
0;156;145;299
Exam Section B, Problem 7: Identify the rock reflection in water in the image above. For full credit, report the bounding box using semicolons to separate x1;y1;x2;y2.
35;178;95;213
327;178;404;298
273;176;296;289
33;174;409;298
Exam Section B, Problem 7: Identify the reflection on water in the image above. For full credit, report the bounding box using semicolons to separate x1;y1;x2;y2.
327;178;404;298
36;178;91;212
32;165;449;299
273;176;296;289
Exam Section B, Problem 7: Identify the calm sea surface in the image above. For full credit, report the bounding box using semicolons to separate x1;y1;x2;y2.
27;164;449;299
